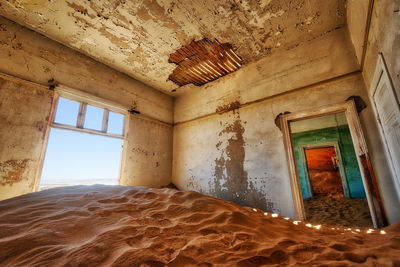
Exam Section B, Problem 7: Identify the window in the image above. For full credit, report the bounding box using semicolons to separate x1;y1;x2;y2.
39;88;128;190
52;94;126;139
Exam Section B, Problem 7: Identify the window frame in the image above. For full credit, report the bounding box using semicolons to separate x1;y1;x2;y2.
51;86;128;139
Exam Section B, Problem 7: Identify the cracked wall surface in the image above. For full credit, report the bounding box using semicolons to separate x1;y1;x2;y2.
0;0;346;94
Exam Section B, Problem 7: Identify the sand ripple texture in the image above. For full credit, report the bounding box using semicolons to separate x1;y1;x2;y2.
0;185;399;266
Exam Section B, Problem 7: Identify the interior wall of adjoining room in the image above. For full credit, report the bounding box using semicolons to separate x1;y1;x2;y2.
291;116;365;199
0;17;174;200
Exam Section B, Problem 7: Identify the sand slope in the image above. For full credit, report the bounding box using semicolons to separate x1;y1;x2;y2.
0;185;399;266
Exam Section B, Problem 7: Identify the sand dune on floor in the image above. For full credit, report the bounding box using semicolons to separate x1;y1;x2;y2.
0;185;399;266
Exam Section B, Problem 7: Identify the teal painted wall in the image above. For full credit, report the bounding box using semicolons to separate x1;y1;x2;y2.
291;125;366;199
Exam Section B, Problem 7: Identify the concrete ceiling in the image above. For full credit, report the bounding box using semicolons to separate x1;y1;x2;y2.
0;0;347;95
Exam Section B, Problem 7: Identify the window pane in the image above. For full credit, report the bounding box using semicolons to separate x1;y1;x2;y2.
84;105;104;131
108;112;124;135
54;97;80;126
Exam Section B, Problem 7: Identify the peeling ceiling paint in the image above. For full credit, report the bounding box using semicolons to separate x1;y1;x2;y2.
0;0;347;94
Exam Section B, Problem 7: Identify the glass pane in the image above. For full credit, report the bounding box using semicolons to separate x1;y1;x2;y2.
54;97;80;126
108;112;124;135
84;105;104;131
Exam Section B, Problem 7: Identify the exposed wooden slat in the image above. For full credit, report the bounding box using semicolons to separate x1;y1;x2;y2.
168;38;243;88
77;102;87;128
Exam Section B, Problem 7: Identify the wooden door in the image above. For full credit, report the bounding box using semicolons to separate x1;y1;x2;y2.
372;60;400;200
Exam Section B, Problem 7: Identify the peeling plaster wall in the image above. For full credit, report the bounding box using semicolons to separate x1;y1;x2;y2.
0;77;53;201
173;66;400;222
0;17;174;199
120;117;172;188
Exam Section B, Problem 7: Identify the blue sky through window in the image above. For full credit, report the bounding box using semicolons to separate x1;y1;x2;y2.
54;97;79;126
108;112;124;135
85;105;104;130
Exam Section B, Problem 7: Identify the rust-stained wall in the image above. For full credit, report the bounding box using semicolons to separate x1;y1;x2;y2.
0;16;174;200
120;117;172;188
0;77;53;200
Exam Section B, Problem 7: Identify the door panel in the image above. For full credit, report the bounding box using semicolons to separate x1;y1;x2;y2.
373;71;400;198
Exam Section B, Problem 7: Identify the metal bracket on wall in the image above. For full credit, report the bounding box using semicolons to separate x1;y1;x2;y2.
128;108;141;114
47;78;58;91
274;111;291;131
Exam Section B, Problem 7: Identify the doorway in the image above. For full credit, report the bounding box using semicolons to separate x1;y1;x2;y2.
280;100;387;228
304;146;344;197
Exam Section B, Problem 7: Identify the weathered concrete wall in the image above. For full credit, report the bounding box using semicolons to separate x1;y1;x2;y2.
173;72;400;222
0;16;174;199
0;76;53;201
362;0;400;99
120;117;173;188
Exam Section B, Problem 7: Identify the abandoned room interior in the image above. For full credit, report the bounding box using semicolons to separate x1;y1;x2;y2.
0;0;400;265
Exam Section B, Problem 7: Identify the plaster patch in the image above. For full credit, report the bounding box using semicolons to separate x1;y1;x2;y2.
0;159;30;186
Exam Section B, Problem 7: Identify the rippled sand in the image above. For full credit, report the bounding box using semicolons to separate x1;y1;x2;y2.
0;185;399;266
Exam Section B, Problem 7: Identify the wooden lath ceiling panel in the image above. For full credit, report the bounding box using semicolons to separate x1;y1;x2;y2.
168;38;242;88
